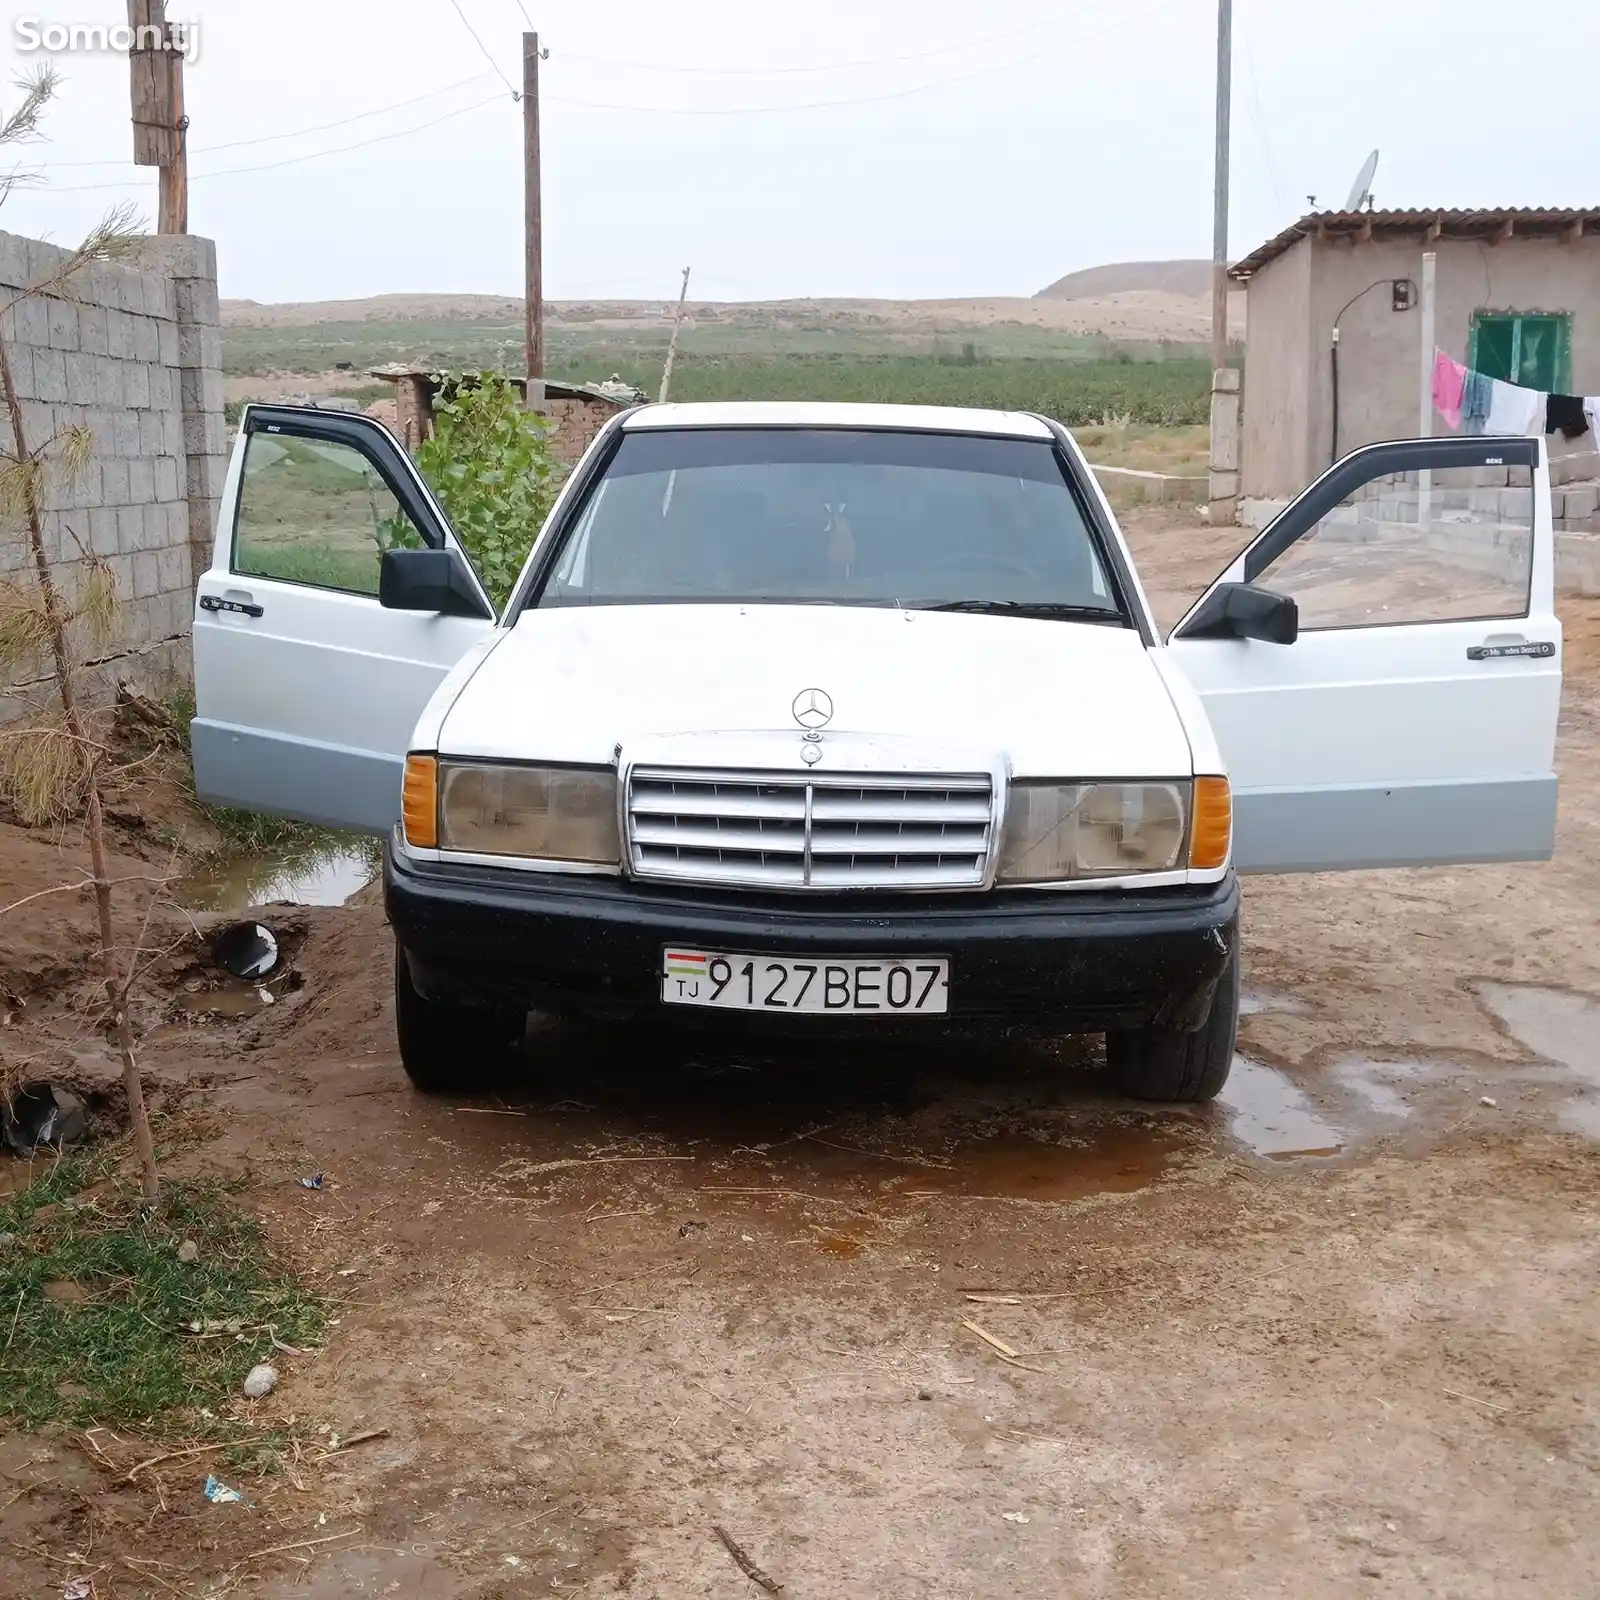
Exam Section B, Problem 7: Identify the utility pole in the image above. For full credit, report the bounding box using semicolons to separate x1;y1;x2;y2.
1210;0;1233;372
524;31;544;384
127;0;187;232
659;266;693;402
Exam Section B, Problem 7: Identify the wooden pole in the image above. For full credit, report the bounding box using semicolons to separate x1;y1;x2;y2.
659;266;692;402
160;43;187;233
127;0;186;232
524;32;544;382
1210;0;1233;372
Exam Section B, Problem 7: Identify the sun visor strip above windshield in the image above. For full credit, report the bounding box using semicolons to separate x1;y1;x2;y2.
599;427;1072;482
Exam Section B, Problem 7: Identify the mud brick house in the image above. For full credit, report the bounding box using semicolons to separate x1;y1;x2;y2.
1227;208;1600;590
366;365;643;464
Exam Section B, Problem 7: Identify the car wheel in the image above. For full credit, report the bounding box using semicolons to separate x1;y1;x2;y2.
393;943;525;1094
1105;942;1239;1103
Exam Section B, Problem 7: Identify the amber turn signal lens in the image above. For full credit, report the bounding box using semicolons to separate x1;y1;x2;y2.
401;754;438;849
1189;776;1232;869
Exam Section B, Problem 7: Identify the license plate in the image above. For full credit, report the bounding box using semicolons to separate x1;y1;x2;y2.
661;949;949;1015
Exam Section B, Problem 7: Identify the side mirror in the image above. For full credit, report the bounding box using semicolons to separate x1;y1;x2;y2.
379;547;492;620
1182;581;1299;645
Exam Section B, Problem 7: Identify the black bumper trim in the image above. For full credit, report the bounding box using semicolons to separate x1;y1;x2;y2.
384;848;1239;1030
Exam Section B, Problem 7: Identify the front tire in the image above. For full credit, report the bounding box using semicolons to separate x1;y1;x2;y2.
1106;942;1240;1103
394;944;524;1094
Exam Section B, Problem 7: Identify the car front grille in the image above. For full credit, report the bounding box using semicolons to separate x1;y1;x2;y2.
626;768;995;890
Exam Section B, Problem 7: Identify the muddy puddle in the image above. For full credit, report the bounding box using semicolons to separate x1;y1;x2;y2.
177;836;377;914
1478;982;1600;1137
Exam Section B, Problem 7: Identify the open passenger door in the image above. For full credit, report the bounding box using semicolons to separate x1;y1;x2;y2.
1167;436;1560;872
191;406;497;833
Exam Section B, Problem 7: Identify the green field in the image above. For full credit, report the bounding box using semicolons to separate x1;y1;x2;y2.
227;323;1215;428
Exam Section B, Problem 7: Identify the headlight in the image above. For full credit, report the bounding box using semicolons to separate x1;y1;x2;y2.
437;762;619;864
996;781;1189;883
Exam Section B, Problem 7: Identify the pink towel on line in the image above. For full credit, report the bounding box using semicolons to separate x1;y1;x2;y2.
1432;349;1467;431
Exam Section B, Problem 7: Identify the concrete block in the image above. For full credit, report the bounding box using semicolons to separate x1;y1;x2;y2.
24;236;69;289
148;366;175;411
123;363;152;410
63;351;97;406
87;506;119;556
0;229;30;287
154;456;179;502
112;266;146;315
132;549;161;600
186;453;228;501
1210;367;1242;394
174;276;220;327
13;295;49;346
115;505;144;554
176;323;223;370
1499;487;1532;520
145;503;175;551
113;409;141;458
4;343;34;399
181;410;229;457
32;348;67;402
130;316;160;364
67;460;103;513
127;458;156;505
46;298;79;352
137;410;163;457
1564;486;1600;521
155;545;188;592
162;409;185;458
124;234;217;284
143;274;175;321
100;459;130;505
76;304;108;357
180;367;225;416
93;356;124;410
18;399;53;452
157;320;180;367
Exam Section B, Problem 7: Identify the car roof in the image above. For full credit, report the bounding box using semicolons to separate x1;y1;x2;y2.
620;401;1053;439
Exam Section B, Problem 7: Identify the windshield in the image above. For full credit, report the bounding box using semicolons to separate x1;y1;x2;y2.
534;427;1126;621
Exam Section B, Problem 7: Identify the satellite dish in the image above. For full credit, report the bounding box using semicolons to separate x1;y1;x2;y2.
1345;149;1380;213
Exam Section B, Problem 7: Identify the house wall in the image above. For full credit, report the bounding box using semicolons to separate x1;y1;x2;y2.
543;396;622;465
1238;235;1316;499
0;228;224;717
1306;233;1600;476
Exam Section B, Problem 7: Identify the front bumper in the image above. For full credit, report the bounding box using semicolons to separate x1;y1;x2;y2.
385;846;1239;1033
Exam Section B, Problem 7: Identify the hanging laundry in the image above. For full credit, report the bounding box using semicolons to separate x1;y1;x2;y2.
1545;393;1588;440
1431;349;1468;431
1461;370;1495;435
1583;397;1600;451
1484;378;1543;437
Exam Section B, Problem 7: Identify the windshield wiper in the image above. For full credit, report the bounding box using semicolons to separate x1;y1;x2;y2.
914;600;1126;624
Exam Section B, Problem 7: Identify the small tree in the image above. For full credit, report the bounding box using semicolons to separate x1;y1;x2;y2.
0;68;159;1201
410;371;562;607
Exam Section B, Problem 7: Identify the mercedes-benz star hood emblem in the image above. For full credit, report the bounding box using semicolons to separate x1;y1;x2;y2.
792;688;834;730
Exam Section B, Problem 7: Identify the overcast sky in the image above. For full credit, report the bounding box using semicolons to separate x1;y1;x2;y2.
1;0;1594;304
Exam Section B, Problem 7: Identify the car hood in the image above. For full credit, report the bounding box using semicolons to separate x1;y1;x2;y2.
438;604;1195;777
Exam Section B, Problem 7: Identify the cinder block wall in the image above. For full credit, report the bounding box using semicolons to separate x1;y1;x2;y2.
0;228;223;716
544;396;623;464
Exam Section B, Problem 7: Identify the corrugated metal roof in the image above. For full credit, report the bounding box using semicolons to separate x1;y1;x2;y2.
1230;208;1600;280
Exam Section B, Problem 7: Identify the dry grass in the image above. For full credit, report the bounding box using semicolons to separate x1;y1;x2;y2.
1075;422;1210;476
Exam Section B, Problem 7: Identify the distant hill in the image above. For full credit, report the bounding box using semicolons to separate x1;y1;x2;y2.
1036;260;1213;300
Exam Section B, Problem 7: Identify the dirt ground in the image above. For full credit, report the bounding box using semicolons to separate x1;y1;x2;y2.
2;513;1599;1598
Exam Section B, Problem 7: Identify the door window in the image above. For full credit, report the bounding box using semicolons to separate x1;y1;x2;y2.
1254;461;1533;630
233;432;427;595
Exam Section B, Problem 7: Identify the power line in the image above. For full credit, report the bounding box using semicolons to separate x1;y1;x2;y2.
46;96;508;192
40;74;497;168
507;0;536;29
445;0;520;99
559;3;1120;77
548;3;1180;117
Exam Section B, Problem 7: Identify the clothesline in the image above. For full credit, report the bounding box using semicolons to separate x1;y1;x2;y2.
1432;348;1600;445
